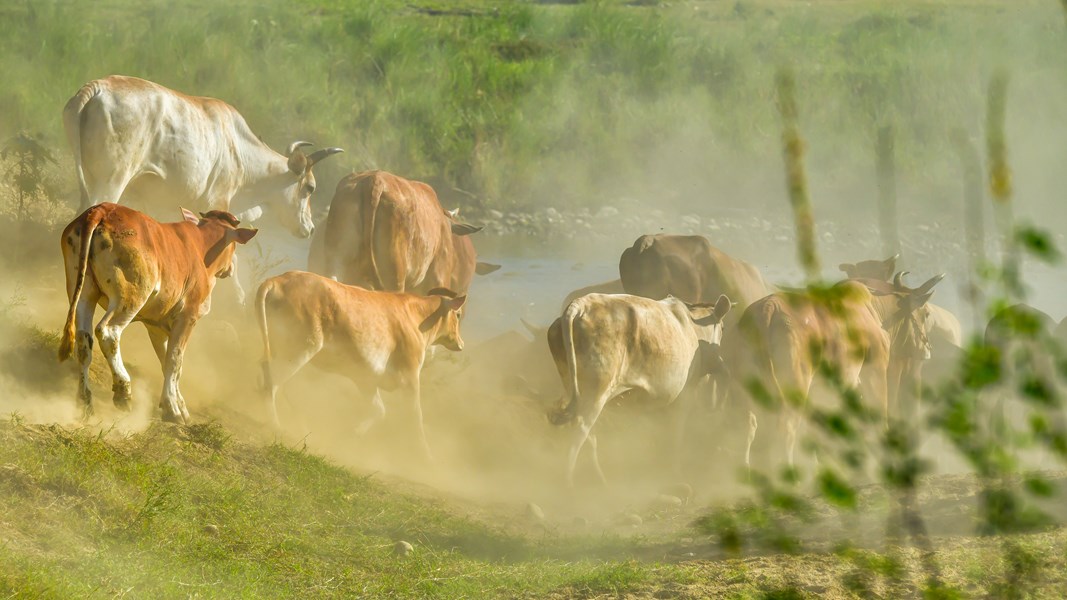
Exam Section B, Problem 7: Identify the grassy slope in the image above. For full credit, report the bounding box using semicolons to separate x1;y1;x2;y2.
0;419;669;599
2;417;1067;599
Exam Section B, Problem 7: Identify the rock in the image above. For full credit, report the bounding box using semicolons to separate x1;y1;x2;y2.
571;516;589;529
661;483;693;506
655;494;684;510
526;502;546;522
618;513;643;527
202;524;219;536
682;215;700;228
394;540;414;557
488;209;504;220
545;207;561;221
596;206;619;219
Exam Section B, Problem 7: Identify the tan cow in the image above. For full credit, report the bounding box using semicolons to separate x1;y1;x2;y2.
619;234;772;324
559;279;625;312
312;171;494;297
546;293;732;486
839;254;899;281
839;259;962;354
724;275;941;470
255;271;466;460
58;203;258;421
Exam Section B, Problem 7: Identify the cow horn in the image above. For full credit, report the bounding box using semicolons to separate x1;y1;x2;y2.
519;318;547;338
451;222;483;236
893;271;907;289
308;147;344;166
287;141;314;156
915;273;945;295
889;253;900;262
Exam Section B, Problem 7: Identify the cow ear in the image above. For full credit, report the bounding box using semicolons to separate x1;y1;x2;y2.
288;150;308;175
180;207;199;224
230;228;258;244
713;294;732;320
886;253;900;264
476;262;501;275
451;222;483;236
445;295;467;312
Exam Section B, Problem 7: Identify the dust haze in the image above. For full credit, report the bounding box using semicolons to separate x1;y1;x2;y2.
2;0;1067;549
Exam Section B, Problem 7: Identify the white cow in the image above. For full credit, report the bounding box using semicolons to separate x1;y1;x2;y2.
63;75;342;297
547;293;732;486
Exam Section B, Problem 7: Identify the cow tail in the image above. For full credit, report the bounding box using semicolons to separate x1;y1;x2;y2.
63;80;105;209
549;303;582;426
58;207;104;362
255;279;274;390
363;174;385;290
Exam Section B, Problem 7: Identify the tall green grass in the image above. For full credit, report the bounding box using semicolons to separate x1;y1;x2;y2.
1;0;1064;213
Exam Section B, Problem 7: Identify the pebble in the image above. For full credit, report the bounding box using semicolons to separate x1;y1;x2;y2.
526;502;546;522
618;513;643;527
202;524;219;536
394;540;414;557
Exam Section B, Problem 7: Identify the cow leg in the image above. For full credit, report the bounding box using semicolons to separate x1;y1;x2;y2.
263;344;321;430
586;433;608;486
406;379;434;463
229;255;247;306
745;409;758;474
94;298;139;412
160;317;198;423
355;389;386;435
73;292;100;418
566;392;610;487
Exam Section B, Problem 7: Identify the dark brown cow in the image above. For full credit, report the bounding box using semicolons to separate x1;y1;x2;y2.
313;171;492;297
839;254;898;281
256;271;466;460
58;203;257;421
619;234;772;324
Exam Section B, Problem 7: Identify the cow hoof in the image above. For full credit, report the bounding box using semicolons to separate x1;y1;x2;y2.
112;387;133;412
161;410;183;424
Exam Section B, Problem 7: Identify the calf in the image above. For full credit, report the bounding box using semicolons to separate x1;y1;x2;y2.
547;293;731;486
58;203;257;421
255;271;466;460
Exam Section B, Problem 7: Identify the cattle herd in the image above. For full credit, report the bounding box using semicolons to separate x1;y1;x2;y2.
51;74;1060;485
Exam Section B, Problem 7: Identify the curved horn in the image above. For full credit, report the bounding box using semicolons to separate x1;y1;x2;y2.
915;273;945;295
893;271;908;289
308;147;344;166
286;141;314;156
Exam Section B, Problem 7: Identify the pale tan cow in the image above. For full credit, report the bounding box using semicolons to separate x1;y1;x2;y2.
725;274;941;470
546;293;732;486
64;75;342;235
58;203;258;421
255;271;466;460
312;170;494;297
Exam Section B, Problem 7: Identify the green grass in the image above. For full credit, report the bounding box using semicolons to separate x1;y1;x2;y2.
1;0;1064;214
0;419;682;598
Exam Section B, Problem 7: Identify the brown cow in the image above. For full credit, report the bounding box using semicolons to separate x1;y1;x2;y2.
546;293;732;485
724;274;941;469
255;271;466;460
313;171;493;297
58;203;258;421
619;234;772;324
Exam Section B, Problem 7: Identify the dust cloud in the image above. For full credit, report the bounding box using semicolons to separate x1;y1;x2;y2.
3;0;1067;545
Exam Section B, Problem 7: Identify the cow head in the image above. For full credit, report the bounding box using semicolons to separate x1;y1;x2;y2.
272;141;343;239
425;289;468;351
195;210;259;278
883;272;943;361
685;294;733;344
840;254;899;281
